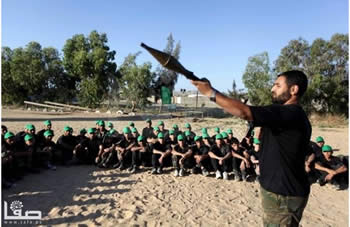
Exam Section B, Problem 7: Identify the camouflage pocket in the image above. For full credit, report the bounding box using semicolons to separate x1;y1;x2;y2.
260;187;308;227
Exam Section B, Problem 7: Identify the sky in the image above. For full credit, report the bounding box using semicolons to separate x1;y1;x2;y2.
2;0;348;92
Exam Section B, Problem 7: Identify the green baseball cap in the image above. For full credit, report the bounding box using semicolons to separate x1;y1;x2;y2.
158;121;164;126
322;145;332;152
96;120;101;125
4;132;15;140
185;123;191;128
44;120;51;126
177;134;184;141
194;136;202;142
226;129;233;134
215;134;223;140
316;136;324;143
26;124;35;131
214;127;220;133
109;129;116;135
129;122;135;127
44;130;53;137
203;133;210;139
169;129;175;135
137;135;144;142
253;138;260;145
131;127;138;133
172;124;178;129
158;132;164;139
146;118;152;123
107;122;113;127
185;131;191;136
80;128;87;134
88;128;95;134
153;126;160;132
123;127;131;134
221;132;228;139
98;120;105;126
64;126;71;132
24;134;33;141
202;128;208;133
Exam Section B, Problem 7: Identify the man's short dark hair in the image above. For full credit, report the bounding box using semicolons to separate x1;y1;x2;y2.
277;70;308;97
231;138;240;145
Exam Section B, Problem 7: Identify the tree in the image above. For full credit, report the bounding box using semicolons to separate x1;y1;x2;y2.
153;33;181;102
41;47;77;103
274;38;312;76
118;52;155;109
62;30;118;107
1;47;23;104
242;52;273;105
274;34;348;115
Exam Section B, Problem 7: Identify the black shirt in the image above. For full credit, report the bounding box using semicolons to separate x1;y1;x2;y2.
142;127;154;139
174;144;190;154
57;135;77;152
153;142;168;153
210;144;231;157
250;104;311;197
316;154;344;170
193;145;210;156
310;141;323;159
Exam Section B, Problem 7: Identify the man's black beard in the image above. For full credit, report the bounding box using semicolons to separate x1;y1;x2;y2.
272;91;291;104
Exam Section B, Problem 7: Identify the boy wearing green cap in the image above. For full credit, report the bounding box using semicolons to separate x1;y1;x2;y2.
305;136;326;173
231;138;251;181
2;132;23;187
151;132;172;174
211;127;220;142
114;127;136;170
96;120;109;145
192;136;211;176
75;128;103;165
56;126;78;165
22;134;42;172
37;130;57;170
129;135;152;173
202;133;213;147
209;134;232;180
247;138;261;181
171;134;195;177
184;123;196;142
184;130;195;145
172;124;182;138
158;121;169;141
3;132;34;176
314;145;347;190
131;127;140;140
37;120;53;145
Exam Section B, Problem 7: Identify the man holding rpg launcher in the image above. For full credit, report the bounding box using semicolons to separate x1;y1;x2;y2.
141;43;311;226
192;70;311;226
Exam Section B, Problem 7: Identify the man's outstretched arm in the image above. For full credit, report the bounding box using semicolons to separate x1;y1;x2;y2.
191;80;253;121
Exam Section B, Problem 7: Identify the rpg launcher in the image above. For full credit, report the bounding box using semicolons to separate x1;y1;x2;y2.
140;42;208;82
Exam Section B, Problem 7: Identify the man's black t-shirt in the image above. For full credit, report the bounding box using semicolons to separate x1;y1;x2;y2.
316;154;344;170
210;144;231;157
250;104;311;197
193;145;210;156
142;127;154;139
153;142;168;153
174;144;189;154
310;141;323;159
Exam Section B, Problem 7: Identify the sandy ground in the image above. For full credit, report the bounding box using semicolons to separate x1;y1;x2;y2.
1;109;348;227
